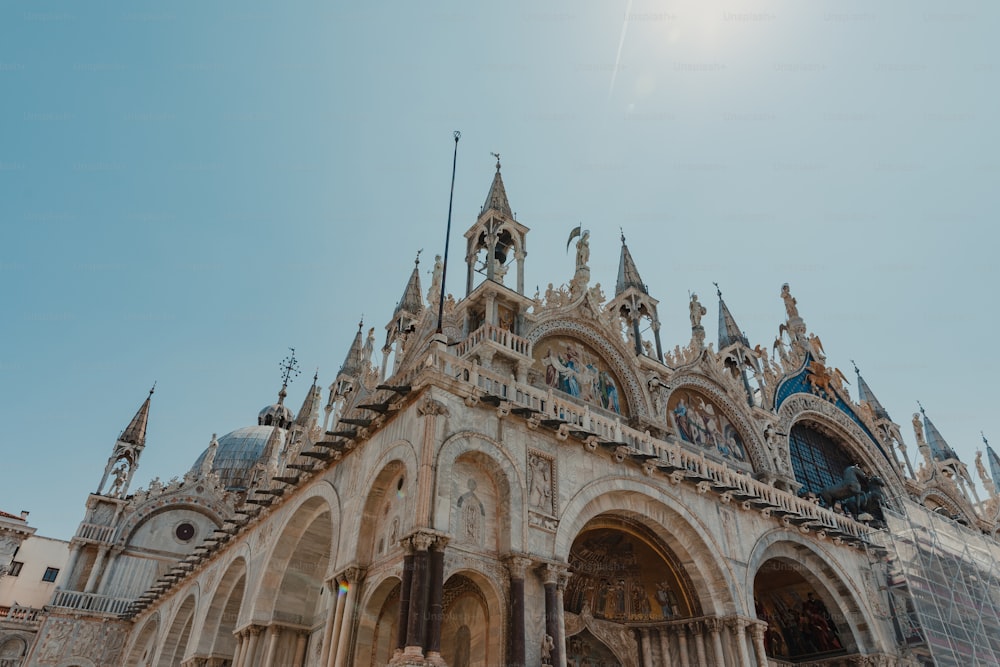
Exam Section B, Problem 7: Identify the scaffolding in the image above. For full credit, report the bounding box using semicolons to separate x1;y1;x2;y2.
880;502;1000;666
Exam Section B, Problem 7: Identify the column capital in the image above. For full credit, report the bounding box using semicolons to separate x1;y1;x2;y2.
687;620;703;636
248;624;264;636
536;561;570;586
267;624;282;637
404;529;448;552
728;616;749;632
503;554;534;580
703;617;724;633
749;620;767;640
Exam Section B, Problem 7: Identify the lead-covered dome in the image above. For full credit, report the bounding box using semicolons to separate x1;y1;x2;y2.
190;425;276;490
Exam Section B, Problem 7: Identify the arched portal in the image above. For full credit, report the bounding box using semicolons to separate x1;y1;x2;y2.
439;575;492;667
753;557;850;662
355;577;401;667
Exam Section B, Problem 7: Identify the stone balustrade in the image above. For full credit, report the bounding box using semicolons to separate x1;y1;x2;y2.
50;589;133;616
454;322;533;359
75;521;114;543
0;604;43;627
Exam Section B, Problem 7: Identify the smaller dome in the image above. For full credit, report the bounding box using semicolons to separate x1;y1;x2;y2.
258;402;293;428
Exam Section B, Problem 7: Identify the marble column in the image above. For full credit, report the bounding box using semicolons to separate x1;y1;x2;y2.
540;566;561;667
243;626;262;667
706;618;726;667
232;630;247;667
730;618;751;667
638;628;653;667
426;537;449;660
334;567;365;667
405;533;434;656
505;556;532;667
395;545;415;653
84;546;110;593
293;631;308;667
677;624;690;667
750;620;769;667
63;542;83;589
328;577;345;667
555;571;570;667
262;625;281;667
690;621;707;667
657;628;671;665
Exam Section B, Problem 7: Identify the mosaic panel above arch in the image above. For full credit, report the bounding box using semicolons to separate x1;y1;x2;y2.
527;319;648;419
534;336;627;416
666;385;753;471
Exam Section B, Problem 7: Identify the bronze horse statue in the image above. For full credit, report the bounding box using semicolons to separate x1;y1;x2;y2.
819;465;887;522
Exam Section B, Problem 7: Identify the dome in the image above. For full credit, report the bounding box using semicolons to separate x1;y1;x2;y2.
190;425;276;490
258;402;294;428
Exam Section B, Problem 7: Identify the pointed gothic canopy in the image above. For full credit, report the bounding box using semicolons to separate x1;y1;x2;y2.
855;366;891;421
716;286;749;349
615;233;647;296
296;372;321;425
922;408;960;462
119;386;153;447
339;321;365;377
394;253;424;317
482;157;513;219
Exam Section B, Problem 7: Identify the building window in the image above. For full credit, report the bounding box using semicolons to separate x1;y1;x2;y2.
788;423;854;498
41;567;59;583
8;560;23;576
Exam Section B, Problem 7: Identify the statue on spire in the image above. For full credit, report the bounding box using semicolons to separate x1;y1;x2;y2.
780;283;799;319
689;293;706;328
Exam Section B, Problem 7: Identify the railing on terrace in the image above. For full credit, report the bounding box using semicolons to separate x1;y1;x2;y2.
454;322;532;358
50;589;133;616
0;604;42;626
75;522;114;542
428;347;875;545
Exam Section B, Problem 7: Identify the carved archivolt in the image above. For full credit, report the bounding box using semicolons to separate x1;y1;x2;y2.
526;319;648;419
666;374;767;474
777;393;904;501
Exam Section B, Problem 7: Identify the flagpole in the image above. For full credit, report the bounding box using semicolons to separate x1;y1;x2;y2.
437;131;461;334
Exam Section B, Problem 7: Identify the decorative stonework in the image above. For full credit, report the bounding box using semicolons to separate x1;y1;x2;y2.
527;450;557;518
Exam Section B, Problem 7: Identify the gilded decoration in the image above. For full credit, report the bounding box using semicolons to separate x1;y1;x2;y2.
534;336;625;416
564;529;691;623
667;388;750;468
754;577;845;661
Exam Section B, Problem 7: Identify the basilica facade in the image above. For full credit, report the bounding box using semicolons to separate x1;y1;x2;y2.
6;160;1000;667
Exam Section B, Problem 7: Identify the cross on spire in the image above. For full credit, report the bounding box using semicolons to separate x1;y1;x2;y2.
280;347;300;388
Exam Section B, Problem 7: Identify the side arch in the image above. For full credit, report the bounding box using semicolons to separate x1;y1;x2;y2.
555;478;740;616
122;614;160;667
746;529;882;655
347;441;418;567
434;431;525;553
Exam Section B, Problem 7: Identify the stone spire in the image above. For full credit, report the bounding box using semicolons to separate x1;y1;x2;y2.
854;364;891;421
986;436;1000;489
119;386;153;447
97;386;154;498
394;252;424;318
716;284;749;349
921;406;960;462
295;371;321;427
339;320;366;378
615;232;647;297
482;154;512;218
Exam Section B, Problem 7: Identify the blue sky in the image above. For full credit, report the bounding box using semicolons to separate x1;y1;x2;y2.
2;0;997;539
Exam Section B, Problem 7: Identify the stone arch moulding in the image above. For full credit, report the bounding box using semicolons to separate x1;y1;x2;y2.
745;529;883;655
777;393;905;501
920;489;973;523
440;569;507;667
526;318;649;419
353;444;419;566
116;500;228;548
434;430;525;554
190;548;252;650
666;373;768;473
554;477;740;617
121;613;160;667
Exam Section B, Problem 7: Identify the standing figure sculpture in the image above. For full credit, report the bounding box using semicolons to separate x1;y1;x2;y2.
689;293;706;328
780;283;799;318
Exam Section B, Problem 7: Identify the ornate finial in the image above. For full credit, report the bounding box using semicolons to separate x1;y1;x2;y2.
313;368;319;383
491;152;501;170
713;281;722;299
851;359;859;374
149;382;156;397
917;400;925;415
620;227;626;244
280;348;300;389
358;317;364;331
983;431;990;447
414;249;422;266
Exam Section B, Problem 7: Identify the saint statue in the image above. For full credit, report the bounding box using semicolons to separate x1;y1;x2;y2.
689;293;706;328
576;230;590;271
912;413;924;444
780;283;799;318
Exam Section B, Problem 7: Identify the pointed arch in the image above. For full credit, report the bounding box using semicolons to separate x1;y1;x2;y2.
555;478;739;617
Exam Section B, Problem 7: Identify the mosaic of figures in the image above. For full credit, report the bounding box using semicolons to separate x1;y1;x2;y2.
535;337;624;415
566;630;620;667
565;529;689;623
755;585;844;660
667;388;749;468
